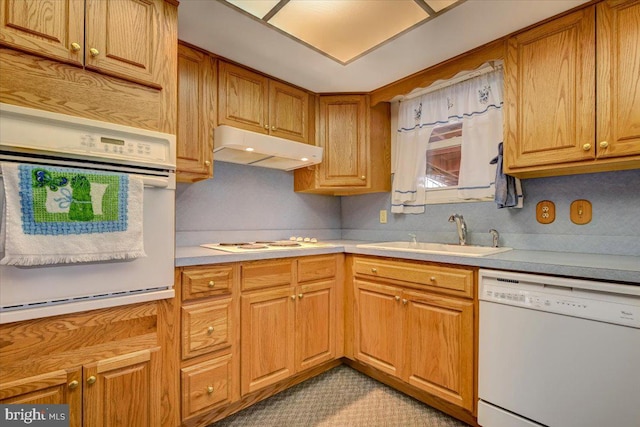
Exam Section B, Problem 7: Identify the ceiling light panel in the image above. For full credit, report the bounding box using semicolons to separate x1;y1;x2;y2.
227;0;281;19
268;0;430;63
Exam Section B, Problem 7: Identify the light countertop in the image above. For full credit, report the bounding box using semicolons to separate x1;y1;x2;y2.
176;241;640;284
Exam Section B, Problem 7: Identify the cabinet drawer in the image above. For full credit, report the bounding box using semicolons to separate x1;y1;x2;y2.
182;298;232;359
241;259;293;291
353;257;474;298
298;255;336;283
182;265;234;301
181;354;234;419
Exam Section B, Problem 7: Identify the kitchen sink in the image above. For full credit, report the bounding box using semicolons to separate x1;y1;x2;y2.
356;241;513;257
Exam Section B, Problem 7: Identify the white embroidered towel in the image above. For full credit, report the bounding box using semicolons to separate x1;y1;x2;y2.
0;162;146;266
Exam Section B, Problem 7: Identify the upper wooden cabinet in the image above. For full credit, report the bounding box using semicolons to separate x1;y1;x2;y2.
294;95;391;195
218;61;310;144
177;42;216;182
0;0;166;89
504;1;640;178
596;0;640;160
0;0;84;65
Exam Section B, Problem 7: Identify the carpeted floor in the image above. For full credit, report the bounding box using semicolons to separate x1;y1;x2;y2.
210;365;470;426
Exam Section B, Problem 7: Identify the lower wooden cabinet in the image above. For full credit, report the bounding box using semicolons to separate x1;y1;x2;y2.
0;348;160;427
84;348;161;427
175;263;240;425
181;353;235;419
240;256;338;395
352;256;476;413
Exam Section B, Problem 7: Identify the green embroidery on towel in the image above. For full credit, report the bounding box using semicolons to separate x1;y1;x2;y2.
30;169;121;223
69;175;94;221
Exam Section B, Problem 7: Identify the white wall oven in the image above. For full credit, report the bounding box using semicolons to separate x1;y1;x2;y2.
0;103;176;323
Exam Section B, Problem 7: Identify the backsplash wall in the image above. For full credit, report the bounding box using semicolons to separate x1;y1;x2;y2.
341;169;640;256
175;161;342;246
176;163;639;256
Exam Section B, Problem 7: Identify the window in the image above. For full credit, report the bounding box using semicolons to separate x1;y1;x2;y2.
425;122;462;189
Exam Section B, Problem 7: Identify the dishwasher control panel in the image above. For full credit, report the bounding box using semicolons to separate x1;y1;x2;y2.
480;270;640;328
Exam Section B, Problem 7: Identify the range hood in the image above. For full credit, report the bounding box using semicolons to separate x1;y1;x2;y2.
213;125;323;171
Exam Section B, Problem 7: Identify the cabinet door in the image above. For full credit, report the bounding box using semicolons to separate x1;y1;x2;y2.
84;348;161;427
269;80;309;143
353;280;403;377
177;43;216;182
0;369;82;427
504;7;596;169
318;95;368;188
218;61;269;134
0;0;84;66
295;280;335;371
240;287;294;395
85;0;163;89
596;0;640;159
402;290;474;412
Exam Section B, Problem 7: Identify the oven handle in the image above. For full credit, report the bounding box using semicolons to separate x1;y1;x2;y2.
0;170;171;189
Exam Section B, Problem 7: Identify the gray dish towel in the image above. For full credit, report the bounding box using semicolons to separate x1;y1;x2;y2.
490;142;522;208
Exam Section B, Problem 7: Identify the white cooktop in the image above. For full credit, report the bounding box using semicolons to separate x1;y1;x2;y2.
200;240;336;253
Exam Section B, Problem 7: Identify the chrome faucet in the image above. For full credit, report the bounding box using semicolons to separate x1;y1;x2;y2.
448;214;467;246
408;233;417;244
489;229;499;248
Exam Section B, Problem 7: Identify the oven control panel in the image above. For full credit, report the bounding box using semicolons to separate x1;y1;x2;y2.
0;103;176;169
481;280;640;328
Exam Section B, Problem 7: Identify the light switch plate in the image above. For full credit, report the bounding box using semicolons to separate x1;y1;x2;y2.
379;210;387;224
570;199;592;224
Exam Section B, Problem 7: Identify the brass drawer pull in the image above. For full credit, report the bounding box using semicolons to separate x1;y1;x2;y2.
208;280;215;288
207;326;214;334
207;386;214;394
371;268;377;273
68;380;79;390
87;376;96;385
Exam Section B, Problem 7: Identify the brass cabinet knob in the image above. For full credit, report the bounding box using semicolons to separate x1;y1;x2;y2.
298;293;303;299
291;295;296;300
360;176;366;180
204;160;211;166
68;380;79;390
582;143;591;151
402;299;408;305
271;126;276;131
87;376;96;385
599;141;609;149
70;42;81;52
208;280;215;288
89;47;100;57
207;386;214;394
371;268;377;273
207;326;214;334
430;276;436;282
264;124;269;130
395;295;400;302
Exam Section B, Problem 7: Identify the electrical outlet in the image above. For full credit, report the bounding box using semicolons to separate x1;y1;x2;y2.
379;209;388;224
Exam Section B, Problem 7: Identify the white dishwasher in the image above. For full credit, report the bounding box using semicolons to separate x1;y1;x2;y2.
478;269;640;427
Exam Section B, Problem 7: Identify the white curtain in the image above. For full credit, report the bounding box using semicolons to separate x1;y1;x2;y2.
392;69;504;213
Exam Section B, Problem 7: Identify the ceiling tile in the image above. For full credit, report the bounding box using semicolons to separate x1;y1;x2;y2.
425;0;459;13
227;0;280;19
268;0;430;63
